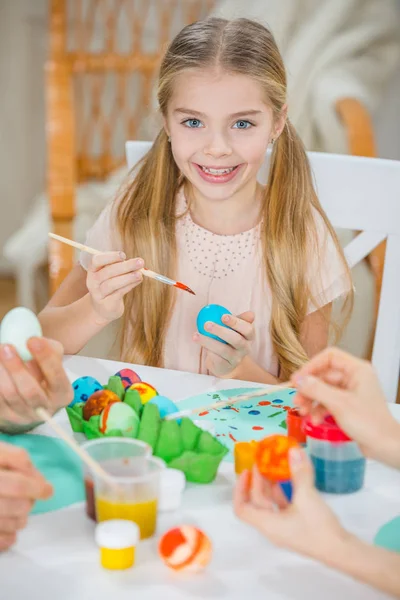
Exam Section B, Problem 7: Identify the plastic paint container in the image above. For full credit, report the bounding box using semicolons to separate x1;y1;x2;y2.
95;520;139;570
287;408;307;445
304;415;366;494
234;441;258;475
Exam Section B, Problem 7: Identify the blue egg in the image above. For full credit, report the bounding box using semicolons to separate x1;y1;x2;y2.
70;376;103;407
197;304;232;344
149;395;180;421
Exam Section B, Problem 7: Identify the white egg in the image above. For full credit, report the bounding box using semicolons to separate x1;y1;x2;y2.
0;307;43;361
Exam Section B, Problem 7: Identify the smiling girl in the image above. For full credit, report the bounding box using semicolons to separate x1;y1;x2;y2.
39;18;352;383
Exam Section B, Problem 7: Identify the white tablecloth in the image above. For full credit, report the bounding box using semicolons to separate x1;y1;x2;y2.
1;355;399;600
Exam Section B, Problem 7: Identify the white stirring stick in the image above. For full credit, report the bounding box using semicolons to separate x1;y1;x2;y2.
36;407;115;485
165;381;294;421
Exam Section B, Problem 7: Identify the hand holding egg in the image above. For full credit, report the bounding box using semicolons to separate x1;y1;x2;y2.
233;447;345;561
0;308;73;429
193;305;255;377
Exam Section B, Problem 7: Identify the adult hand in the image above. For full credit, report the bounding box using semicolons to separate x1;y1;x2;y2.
0;442;53;551
0;338;73;429
291;347;399;463
234;447;347;560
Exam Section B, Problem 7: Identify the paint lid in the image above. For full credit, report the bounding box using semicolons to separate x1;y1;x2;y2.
159;468;186;511
95;520;139;549
303;415;351;442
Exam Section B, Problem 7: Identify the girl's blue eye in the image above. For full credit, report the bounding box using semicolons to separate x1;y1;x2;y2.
183;119;204;128
233;120;253;129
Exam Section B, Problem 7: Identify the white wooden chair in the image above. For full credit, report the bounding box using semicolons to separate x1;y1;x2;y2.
126;141;400;403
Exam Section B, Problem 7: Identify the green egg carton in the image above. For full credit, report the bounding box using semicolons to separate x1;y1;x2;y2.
65;376;228;483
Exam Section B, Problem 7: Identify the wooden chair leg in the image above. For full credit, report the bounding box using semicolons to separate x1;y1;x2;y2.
47;0;76;295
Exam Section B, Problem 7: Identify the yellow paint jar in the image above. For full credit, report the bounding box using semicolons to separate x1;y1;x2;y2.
95;520;139;570
234;441;259;475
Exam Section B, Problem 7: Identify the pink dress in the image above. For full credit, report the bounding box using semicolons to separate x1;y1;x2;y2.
80;189;350;376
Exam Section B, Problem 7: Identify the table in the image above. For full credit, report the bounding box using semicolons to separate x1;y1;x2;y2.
1;355;399;600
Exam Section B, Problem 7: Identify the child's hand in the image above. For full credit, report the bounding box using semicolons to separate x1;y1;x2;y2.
234;447;347;561
0;443;53;551
193;311;255;378
291;347;399;463
86;252;144;323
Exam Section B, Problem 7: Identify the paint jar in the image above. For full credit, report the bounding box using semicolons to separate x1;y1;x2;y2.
94;456;165;539
304;415;366;494
82;438;151;521
159;468;186;511
234;441;258;475
95;520;139;570
287;408;307;445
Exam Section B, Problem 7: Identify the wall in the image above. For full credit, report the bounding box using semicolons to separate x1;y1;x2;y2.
0;0;47;273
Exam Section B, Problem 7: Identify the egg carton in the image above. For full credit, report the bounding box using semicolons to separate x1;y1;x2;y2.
66;375;228;484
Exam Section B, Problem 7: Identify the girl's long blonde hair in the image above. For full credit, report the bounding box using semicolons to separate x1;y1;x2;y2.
117;18;353;377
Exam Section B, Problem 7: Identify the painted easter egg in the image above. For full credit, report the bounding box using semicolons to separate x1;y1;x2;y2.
114;368;142;390
100;402;140;436
149;396;179;420
159;526;212;572
127;382;158;405
196;304;232;344
0;307;43;361
256;434;299;482
82;389;121;421
70;376;103;407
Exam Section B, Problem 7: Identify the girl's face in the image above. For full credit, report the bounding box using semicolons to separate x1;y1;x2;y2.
165;68;283;203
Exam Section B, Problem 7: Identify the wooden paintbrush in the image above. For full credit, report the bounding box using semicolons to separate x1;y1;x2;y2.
36;407;116;485
48;233;196;295
165;380;294;421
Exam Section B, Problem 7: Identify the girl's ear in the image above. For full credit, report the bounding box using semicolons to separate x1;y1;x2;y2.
273;104;288;141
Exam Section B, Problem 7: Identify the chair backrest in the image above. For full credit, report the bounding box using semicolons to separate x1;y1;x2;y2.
126;141;400;402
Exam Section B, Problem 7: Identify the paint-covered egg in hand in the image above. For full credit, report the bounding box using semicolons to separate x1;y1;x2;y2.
197;304;232;344
0;307;43;361
159;526;212;572
114;368;141;389
256;434;299;501
149;396;179;420
127;382;158;405
82;389;121;421
256;434;298;482
100;402;139;436
70;376;103;407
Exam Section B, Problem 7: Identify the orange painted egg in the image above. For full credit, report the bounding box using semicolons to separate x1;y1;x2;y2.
82;389;121;421
256;434;299;482
158;526;212;572
127;382;158;405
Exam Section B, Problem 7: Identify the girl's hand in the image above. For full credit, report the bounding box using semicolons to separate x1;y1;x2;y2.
193;311;255;377
0;443;53;551
291;347;399;463
234;447;348;561
0;338;73;428
86;252;144;323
